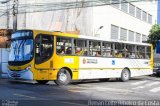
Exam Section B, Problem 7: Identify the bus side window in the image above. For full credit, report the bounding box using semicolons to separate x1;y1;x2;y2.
56;37;72;55
89;41;101;57
146;46;151;59
129;52;136;58
74;39;87;56
126;45;136;59
66;47;72;55
102;42;112;57
115;43;124;58
75;47;82;55
136;46;145;59
95;51;101;56
57;46;65;54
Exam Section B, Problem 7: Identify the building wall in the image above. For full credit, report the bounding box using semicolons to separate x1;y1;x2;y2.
0;0;157;39
0;48;9;78
17;0;94;36
133;1;157;24
93;1;157;42
0;3;7;29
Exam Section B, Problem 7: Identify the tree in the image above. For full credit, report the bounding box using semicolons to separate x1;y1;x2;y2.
148;24;160;49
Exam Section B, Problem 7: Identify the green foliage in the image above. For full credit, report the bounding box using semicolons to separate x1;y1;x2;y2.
148;24;160;49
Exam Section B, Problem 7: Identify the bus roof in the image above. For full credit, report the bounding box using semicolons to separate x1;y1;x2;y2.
78;35;151;46
25;29;151;46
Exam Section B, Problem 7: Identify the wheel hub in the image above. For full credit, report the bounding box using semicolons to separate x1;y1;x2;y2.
123;71;129;79
59;73;67;82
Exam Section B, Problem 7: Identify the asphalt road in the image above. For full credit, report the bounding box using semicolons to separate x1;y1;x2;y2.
1;75;160;106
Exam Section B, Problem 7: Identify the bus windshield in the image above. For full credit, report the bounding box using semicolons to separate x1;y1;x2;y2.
9;30;33;62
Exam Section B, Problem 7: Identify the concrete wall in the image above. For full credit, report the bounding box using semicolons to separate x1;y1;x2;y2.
0;48;9;78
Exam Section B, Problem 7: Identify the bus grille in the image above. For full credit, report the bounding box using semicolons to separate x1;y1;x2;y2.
11;73;20;77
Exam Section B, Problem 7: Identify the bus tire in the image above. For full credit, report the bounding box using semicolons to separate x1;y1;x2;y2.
54;68;71;85
36;80;49;84
157;72;160;77
120;69;130;82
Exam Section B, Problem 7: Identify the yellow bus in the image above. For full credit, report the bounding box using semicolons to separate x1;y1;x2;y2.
8;30;153;85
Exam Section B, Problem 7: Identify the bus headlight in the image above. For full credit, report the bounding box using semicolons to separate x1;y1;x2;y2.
26;64;32;70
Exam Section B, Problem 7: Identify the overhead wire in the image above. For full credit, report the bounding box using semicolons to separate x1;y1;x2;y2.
16;0;159;14
0;0;158;17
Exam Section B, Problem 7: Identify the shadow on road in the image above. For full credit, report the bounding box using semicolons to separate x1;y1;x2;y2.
70;77;144;85
7;80;57;86
4;75;159;86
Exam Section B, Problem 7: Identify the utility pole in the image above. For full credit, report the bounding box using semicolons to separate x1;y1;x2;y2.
13;0;18;32
6;2;10;29
23;0;26;29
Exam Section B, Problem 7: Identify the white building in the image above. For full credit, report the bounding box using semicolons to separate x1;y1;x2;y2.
0;0;158;42
93;0;158;43
0;0;158;41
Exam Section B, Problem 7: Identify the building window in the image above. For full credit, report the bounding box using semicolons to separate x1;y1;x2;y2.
142;34;147;42
121;0;128;13
111;0;120;8
129;3;135;16
111;25;119;40
128;30;134;42
142;11;147;22
148;14;152;24
135;33;141;42
120;28;127;41
136;7;142;19
111;1;152;24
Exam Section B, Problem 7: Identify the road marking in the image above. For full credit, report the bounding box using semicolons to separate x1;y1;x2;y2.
68;86;88;89
150;87;160;93
95;87;133;93
131;81;148;86
69;86;133;94
132;86;144;89
132;82;160;89
68;90;87;93
60;101;87;106
144;82;160;86
14;93;36;99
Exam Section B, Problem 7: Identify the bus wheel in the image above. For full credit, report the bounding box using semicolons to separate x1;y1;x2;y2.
36;80;49;84
120;69;130;82
99;78;110;82
54;68;71;85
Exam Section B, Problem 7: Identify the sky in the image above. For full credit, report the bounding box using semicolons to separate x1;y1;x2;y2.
158;0;160;24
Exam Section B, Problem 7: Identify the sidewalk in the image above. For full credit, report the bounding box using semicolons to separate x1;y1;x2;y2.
0;72;8;79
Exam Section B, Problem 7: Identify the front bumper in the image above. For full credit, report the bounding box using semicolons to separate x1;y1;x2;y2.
8;69;33;80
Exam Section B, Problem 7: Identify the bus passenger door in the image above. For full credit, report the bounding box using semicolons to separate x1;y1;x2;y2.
34;34;54;80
